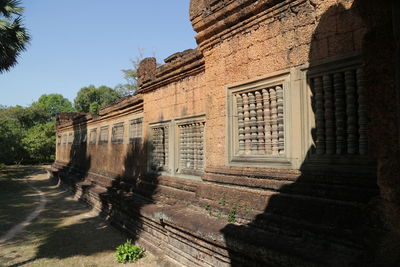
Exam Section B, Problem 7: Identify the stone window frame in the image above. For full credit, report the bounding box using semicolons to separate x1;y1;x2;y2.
226;70;294;169
67;132;74;145
73;130;80;146
111;122;125;144
57;134;61;145
98;126;109;145
148;120;171;174
89;128;97;145
129;117;144;145
174;114;206;179
148;114;205;181
80;129;87;144
62;133;67;145
300;53;373;169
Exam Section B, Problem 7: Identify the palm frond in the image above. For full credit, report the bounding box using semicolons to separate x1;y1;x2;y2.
0;0;29;73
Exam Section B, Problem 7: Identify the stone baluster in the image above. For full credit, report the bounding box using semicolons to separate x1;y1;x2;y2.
357;68;368;155
152;129;158;166
198;122;204;169
255;91;265;154
313;77;325;154
242;93;251;154
195;124;199;169
157;128;162;167
236;94;245;154
345;70;358;154
192;124;196;170
323;74;335;155
248;92;258;154
262;89;272;155
180;126;186;169
194;124;199;170
270;88;279;155
188;124;194;169
154;129;159;166
276;86;284;155
334;72;346;154
164;127;169;168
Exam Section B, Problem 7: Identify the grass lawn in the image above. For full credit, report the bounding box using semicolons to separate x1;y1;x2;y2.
0;166;159;267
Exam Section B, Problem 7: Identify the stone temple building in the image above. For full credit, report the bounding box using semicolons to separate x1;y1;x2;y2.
49;0;400;266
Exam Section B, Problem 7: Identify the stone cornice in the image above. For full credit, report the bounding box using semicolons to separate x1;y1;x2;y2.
137;49;205;94
56;94;143;130
190;0;307;51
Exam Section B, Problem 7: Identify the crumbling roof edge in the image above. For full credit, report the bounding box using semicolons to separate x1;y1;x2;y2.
137;48;205;94
56;94;143;129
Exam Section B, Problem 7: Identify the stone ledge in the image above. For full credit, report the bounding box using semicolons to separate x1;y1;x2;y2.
50;164;373;267
56;94;143;130
137;49;205;93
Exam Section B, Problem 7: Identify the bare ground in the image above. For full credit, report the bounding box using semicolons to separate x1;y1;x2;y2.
0;166;159;267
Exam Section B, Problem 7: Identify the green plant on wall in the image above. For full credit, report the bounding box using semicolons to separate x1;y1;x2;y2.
228;204;237;223
115;240;144;263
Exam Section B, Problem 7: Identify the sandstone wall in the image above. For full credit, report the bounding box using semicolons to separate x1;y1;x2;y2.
198;0;366;169
50;0;400;266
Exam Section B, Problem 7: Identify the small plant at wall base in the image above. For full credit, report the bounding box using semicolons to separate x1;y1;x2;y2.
205;204;212;216
115;240;144;263
228;204;237;223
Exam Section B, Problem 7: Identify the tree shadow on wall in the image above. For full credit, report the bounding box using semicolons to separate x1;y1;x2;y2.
221;1;399;266
96;138;160;245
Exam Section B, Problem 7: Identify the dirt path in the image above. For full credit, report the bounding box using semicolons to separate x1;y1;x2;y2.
0;178;47;244
0;166;159;267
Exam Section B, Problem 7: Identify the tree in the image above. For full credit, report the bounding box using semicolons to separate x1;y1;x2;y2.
0;117;26;164
0;93;72;165
0;0;30;73
31;93;74;120
74;85;121;114
22;121;55;163
114;54;143;96
0;105;47;128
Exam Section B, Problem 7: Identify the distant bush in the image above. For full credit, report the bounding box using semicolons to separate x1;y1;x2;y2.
115;239;144;263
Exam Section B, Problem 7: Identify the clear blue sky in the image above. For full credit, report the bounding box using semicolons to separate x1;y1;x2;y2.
0;0;197;107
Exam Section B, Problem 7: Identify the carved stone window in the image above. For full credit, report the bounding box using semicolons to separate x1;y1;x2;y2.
89;129;97;145
68;132;73;145
62;133;67;145
73;130;80;145
227;72;292;167
310;67;367;156
99;126;109;145
235;86;284;156
57;134;61;145
177;118;205;175
112;122;124;144
301;54;372;169
129;118;143;145
80;129;87;144
149;124;169;172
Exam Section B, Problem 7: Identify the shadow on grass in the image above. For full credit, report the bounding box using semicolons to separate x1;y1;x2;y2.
4;170;129;267
0;166;47;237
4;113;160;266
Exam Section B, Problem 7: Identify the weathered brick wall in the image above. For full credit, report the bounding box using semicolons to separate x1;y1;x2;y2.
143;74;206;125
197;0;366;168
55;96;145;178
50;0;400;266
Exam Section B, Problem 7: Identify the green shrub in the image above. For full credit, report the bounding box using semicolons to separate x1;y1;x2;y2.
115;240;144;263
